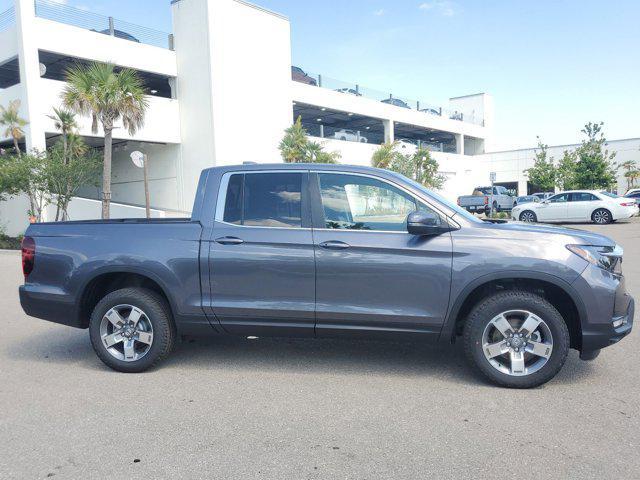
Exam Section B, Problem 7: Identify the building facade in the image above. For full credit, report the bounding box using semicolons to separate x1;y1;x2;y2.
0;0;635;236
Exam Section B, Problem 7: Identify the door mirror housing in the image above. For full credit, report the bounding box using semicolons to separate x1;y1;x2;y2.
407;211;450;236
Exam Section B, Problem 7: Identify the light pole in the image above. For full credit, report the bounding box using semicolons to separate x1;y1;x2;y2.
130;150;150;219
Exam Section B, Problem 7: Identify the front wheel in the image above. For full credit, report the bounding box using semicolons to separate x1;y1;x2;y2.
89;288;175;373
463;290;570;388
519;210;537;222
592;208;612;224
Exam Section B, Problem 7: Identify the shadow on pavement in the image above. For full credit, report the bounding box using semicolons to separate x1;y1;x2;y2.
5;328;597;387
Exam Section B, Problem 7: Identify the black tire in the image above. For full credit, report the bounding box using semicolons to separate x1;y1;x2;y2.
463;290;570;388
591;208;612;224
89;287;175;373
519;210;537;222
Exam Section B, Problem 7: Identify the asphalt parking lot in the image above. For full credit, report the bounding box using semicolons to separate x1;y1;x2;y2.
1;219;639;480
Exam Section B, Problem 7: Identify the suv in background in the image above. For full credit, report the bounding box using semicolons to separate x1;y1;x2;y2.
332;129;368;143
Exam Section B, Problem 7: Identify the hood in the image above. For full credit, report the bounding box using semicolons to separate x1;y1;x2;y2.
482;221;616;247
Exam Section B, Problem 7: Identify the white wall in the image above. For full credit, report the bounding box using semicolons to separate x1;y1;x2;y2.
172;0;293;211
0;25;18;62
37;79;181;145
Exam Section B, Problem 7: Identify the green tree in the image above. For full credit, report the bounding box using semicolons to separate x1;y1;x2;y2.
525;138;556;192
47;107;79;162
0;100;28;157
556;150;577;191
279;116;340;163
619;159;638;190
371;142;445;189
1;151;50;222
62;62;148;219
572;122;617;190
45;141;101;221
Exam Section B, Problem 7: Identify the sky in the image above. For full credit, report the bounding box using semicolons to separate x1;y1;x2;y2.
3;0;639;151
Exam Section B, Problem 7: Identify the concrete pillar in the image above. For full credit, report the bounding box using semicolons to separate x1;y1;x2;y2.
456;134;465;155
15;0;47;153
384;119;394;143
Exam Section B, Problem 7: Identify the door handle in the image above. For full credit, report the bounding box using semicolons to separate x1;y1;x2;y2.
215;236;244;245
319;240;350;250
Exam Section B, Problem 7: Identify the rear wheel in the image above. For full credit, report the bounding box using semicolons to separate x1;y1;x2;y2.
519;210;537;222
463;290;570;388
592;208;612;224
89;288;175;373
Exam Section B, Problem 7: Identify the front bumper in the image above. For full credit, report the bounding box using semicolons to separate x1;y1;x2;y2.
580;291;634;353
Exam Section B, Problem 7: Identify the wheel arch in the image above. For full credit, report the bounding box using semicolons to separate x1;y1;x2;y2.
76;267;176;329
440;271;586;350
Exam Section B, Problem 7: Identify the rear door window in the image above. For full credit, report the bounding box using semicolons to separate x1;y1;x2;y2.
222;173;303;228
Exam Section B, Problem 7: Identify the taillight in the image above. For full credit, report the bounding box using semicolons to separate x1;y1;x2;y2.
620;202;636;207
484;196;489;205
21;236;35;279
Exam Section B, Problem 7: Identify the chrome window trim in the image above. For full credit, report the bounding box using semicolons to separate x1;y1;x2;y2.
214;170;308;230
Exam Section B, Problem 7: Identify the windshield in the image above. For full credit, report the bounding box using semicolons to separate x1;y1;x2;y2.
395;174;484;224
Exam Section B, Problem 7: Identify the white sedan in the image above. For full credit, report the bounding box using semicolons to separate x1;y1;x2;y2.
512;190;639;224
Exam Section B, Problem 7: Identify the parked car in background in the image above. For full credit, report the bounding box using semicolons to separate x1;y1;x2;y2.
419;107;441;116
457;186;514;214
532;192;554;201
513;190;639;224
625;188;640;196
291;66;317;86
332;129;367;143
514;195;540;206
381;97;410;109
334;87;361;96
19;163;634;388
624;190;640;206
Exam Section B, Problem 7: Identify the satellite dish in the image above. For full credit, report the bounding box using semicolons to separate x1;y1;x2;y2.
39;63;47;77
130;150;145;168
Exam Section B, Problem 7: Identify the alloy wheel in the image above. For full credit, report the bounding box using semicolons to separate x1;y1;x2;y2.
99;304;154;362
481;310;553;376
520;211;536;222
593;210;610;224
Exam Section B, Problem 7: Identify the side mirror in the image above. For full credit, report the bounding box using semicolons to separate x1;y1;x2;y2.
542;199;550;204
407;211;448;236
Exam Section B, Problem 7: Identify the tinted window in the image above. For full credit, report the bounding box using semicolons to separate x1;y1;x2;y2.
627;193;640;198
600;191;619;198
318;173;436;231
223;174;243;224
223;173;303;228
570;192;597;202
549;193;569;203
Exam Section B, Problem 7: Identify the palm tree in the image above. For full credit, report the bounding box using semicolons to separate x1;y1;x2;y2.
619;160;638;190
61;62;148;219
47;107;78;163
0;99;28;157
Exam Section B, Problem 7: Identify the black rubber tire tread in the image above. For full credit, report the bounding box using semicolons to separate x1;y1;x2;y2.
463;290;570;389
89;287;175;373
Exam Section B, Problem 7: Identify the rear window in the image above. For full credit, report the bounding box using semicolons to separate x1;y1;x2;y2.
600;191;619;198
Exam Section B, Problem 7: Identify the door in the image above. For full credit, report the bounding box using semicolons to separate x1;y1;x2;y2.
568;192;598;221
537;193;569;221
209;171;316;337
311;172;453;340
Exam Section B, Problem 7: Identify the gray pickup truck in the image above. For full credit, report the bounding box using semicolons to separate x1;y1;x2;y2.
19;164;634;388
458;186;514;214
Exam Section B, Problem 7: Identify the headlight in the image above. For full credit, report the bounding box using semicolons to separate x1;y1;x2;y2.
566;244;623;273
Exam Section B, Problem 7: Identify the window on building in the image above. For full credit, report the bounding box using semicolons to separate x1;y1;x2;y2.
318;173;435;231
223;173;303;228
